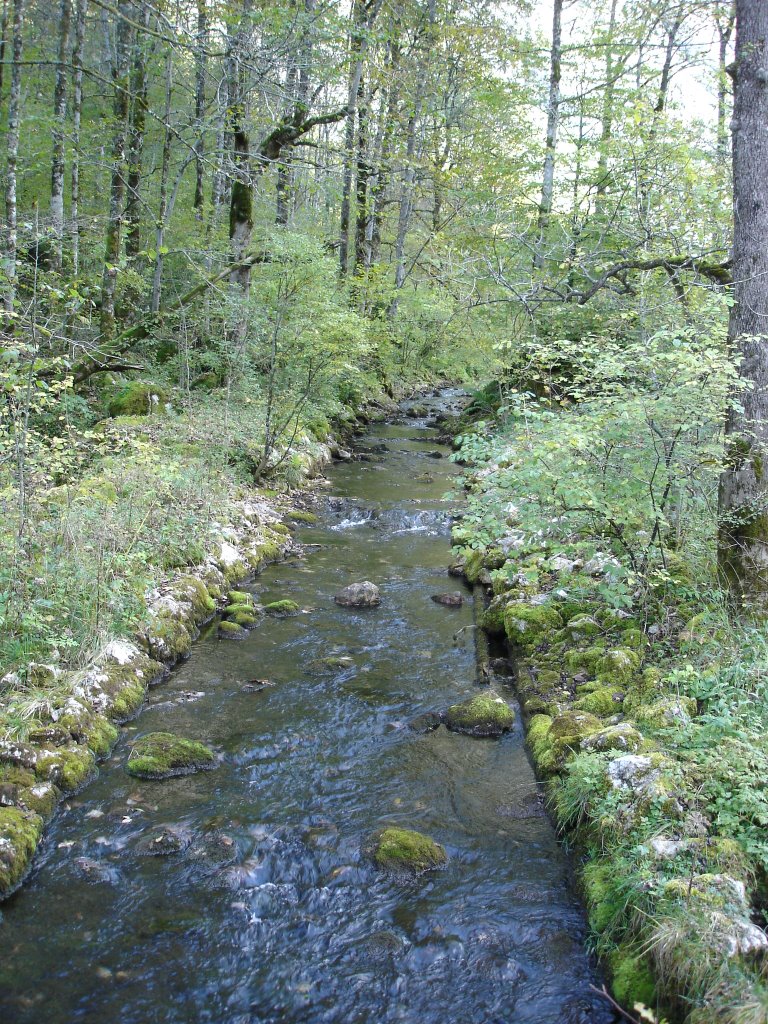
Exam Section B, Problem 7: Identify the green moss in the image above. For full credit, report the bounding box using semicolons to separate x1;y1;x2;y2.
479;598;506;635
367;827;447;874
56;712;118;758
230;611;257;627
108;677;147;721
483;547;506;570
146;614;192;663
620;627;647;651
270;523;291;537
445;692;515;737
504;602;563;650
35;746;96;794
581;723;644;753
634;696;696;730
574;686;624;717
19;781;60;819
0;806;44;896
126;732;216;780
527;713;555;772
566;614;601;639
565;646;606;677
176;576;216;621
596;648;640;685
287;509;319;524
224;602;254;617
264;599;300;615
582;860;623;934
463;549;485;584
228;589;251;603
548;711;602;763
218;620;247;639
108;381;169;417
609;947;656;1009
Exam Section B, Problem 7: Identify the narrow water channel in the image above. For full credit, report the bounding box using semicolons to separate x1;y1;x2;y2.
0;392;617;1024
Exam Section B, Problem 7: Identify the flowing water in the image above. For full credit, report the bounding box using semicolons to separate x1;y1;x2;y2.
0;392;617;1024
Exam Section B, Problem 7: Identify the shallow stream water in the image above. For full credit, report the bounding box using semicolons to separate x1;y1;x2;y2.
0;392;617;1024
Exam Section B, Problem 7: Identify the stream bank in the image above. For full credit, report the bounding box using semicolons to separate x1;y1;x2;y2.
0;390;615;1024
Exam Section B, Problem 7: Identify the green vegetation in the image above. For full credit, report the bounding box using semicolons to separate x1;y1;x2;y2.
366;827;448;874
126;732;216;780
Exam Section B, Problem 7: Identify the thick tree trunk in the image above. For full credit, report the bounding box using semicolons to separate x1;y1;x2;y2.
226;2;253;299
99;0;133;344
0;0;9;93
193;0;207;215
4;0;24;315
125;1;150;261
718;0;768;602
71;0;86;276
534;0;562;269
353;80;370;273
50;0;72;271
595;0;618;207
339;0;366;276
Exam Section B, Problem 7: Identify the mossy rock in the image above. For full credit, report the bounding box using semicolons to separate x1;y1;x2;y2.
574;686;625;717
581;723;644;754
365;827;447;875
596;648;640;685
0;806;44;896
264;600;300;616
445;692;515;737
609;946;656;1010
229;611;258;628
175;576;217;622
564;646;606;677
565;614;601;640
287;509;319;525
224;602;255;617
218;620;247;640
126;732;216;780
483;547;506;571
462;549;485;585
145;614;193;664
18;781;60;819
108;381;169;417
479;597;507;635
527;713;555;773
582;860;625;934
548;711;602;763
228;590;251;604
35;745;96;794
634;695;697;730
504;602;563;650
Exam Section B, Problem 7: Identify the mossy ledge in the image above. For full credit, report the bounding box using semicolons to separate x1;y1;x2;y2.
0;483;319;902
461;537;768;1023
126;732;216;779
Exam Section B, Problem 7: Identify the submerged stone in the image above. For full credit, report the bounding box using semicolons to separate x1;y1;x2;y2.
445;692;515;737
365;826;447;874
431;592;464;607
334;582;381;607
407;711;444;733
126;732;216;780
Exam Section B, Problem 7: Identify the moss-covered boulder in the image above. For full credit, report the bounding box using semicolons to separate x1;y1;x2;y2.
634;696;696;730
126;732;216;779
108;381;169;417
264;599;300;616
365;827;447;874
218;620;248;640
574;685;625;717
504;601;563;650
0;806;44;897
35;745;96;793
547;711;602;764
445;692;515;737
595;648;640;685
609;946;657;1010
581;723;644;754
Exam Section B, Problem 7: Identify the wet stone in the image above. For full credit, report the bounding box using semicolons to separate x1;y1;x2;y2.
431;592;464;607
135;827;191;857
496;791;547;821
407;712;444;734
334;581;381;607
241;678;276;693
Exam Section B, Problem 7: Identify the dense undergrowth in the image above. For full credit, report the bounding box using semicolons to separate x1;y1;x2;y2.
449;303;768;1023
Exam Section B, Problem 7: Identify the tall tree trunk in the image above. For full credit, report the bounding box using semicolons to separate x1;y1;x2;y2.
193;0;207;215
534;0;563;269
50;0;72;271
227;0;253;299
595;0;618;208
353;79;370;273
151;47;173;313
339;0;366;276
716;2;736;158
99;0;133;344
718;0;768;603
4;0;24;315
125;0;150;261
71;0;87;276
0;0;9;93
368;36;400;268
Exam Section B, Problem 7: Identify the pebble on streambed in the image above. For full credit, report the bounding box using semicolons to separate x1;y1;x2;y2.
125;732;217;780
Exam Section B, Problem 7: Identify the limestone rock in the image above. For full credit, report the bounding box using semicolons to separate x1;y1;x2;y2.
445;692;515;737
334;582;381;608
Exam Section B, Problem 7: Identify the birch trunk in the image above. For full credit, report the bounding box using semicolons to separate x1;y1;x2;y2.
4;0;24;315
50;0;72;271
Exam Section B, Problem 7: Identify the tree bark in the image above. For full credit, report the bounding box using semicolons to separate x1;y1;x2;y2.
71;0;87;276
226;0;254;298
339;0;366;276
595;0;618;207
718;0;768;603
151;46;173;313
125;0;150;261
50;0;72;271
0;0;9;93
716;2;736;158
4;0;24;315
193;0;207;215
99;0;133;344
534;0;562;268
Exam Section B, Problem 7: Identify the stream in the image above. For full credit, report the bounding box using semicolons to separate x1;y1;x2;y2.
0;391;617;1024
